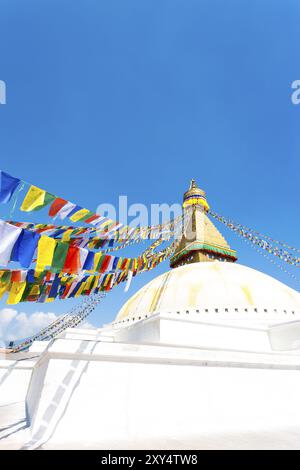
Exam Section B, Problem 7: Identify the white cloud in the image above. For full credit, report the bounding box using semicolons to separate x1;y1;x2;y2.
0;308;96;346
80;321;96;330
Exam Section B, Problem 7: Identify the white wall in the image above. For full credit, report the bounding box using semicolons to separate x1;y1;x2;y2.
23;337;300;450
0;359;33;438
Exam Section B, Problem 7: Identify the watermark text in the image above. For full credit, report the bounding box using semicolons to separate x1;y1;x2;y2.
291;80;300;105
0;80;6;104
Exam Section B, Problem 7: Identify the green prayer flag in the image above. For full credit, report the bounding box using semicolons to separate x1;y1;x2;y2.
96;254;106;271
52;241;69;272
31;192;56;212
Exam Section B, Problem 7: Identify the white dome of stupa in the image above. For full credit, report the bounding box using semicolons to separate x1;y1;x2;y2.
115;261;300;324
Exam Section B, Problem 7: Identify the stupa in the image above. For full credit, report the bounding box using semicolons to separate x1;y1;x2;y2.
1;182;300;450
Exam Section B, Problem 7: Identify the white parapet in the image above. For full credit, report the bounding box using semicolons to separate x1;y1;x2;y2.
113;313;272;352
18;314;300;450
1;314;300;450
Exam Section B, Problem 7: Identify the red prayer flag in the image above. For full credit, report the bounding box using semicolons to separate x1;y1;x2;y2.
61;283;72;299
11;271;21;282
63;246;81;273
121;258;128;270
100;255;111;273
84;214;100;224
49;198;68;217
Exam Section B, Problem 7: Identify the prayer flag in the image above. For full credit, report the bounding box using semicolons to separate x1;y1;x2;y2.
0;171;20;203
69;208;90;222
55;201;77;220
83;251;94;270
0;220;22;266
49;197;68;217
100;255;111;273
63;246;81;273
67;205;82;218
48;275;61;298
21;185;55;212
79;247;88;269
36;236;56;272
0;282;9;300
62;229;74;242
10;229;40;268
124;270;133;292
84;214;100;224
52;241;69;272
7;281;26;304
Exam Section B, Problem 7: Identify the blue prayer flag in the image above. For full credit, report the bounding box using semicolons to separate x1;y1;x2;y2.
0;171;20;203
11;229;40;268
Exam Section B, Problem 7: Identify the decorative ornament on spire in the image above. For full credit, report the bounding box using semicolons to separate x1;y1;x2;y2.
190;179;197;190
183;179;210;212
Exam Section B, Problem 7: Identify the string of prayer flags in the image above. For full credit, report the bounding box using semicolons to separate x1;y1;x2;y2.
1;170;182;250
0;171;21;203
16;172;178;235
209;211;300;267
0;237;177;305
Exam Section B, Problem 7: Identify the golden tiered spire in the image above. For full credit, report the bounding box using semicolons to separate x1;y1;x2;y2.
170;180;237;268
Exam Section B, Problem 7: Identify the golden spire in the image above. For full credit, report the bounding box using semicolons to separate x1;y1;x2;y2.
170;181;237;268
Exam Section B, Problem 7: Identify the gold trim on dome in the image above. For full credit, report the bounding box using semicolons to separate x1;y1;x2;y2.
149;271;172;313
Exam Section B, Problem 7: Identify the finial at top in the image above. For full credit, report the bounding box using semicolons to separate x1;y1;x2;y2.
189;179;197;190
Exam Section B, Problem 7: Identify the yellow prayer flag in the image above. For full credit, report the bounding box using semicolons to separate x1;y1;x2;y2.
20;186;46;212
7;281;26;305
103;274;111;287
62;229;74;242
36;236;56;272
84;275;94;290
69;208;90;222
74;282;86;297
92;274;100;289
93;252;102;272
96;219;113;230
30;285;40;296
124;259;131;270
0;283;8;300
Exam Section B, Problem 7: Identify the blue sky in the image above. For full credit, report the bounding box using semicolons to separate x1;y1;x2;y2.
0;0;299;336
